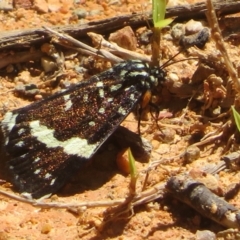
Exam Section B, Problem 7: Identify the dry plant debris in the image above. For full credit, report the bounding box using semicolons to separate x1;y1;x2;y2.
0;0;240;239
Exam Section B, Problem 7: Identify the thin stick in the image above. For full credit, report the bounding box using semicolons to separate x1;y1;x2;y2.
0;182;165;210
43;26;123;64
206;0;240;103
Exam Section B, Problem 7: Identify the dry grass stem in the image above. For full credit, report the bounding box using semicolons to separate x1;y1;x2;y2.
206;0;240;103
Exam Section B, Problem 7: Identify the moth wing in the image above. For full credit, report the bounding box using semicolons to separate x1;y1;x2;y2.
1;73;142;198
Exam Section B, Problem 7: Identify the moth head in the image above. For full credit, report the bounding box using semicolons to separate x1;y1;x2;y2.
149;66;167;87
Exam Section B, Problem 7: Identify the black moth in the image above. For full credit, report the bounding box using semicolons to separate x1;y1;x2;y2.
1;60;166;199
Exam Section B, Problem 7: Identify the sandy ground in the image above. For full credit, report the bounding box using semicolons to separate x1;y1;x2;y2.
0;0;240;239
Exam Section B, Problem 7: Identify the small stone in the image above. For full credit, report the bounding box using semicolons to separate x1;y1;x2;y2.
15;84;39;97
73;8;88;19
151;139;160;150
138;29;152;45
153;128;176;143
192;64;215;84
41;223;52;234
189;169;219;193
180;27;210;49
33;0;48;13
171;23;184;40
41;57;57;73
0;0;13;10
109;26;137;51
184;145;200;163
6;64;14;73
47;0;62;12
34;94;43;100
116;149;130;175
185;19;204;35
212;106;221;116
14;0;32;9
196;230;216;240
168;72;179;82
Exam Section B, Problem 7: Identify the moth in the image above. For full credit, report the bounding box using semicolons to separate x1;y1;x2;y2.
1;60;166;199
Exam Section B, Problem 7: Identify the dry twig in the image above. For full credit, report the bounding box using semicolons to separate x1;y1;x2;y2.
166;175;240;229
206;0;240;104
0;182;165;211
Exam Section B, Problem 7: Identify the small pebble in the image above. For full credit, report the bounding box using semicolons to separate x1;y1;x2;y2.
35;94;43;100
73;8;88;19
138;29;153;45
116;149;130;175
6;64;14;73
168;72;179;82
153;128;176;143
171;23;184;40
15;83;39;97
185;19;204;35
41;223;52;234
34;0;48;13
179;27;210;49
184;145;200;163
109;26;137;51
196;230;216;240
41;57;57;73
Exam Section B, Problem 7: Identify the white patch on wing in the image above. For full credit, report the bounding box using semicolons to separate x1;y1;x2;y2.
98;88;104;98
128;71;148;78
50;178;56;186
2;112;18;132
119;70;128;77
63;94;72;111
20;153;27;159
130;94;135;100
110;84;122;92
33;157;40;164
118;106;127;115
96;81;103;87
89;121;95;126
83;94;88;102
34;169;41;174
150;75;158;86
29;120;99;158
98;107;105;114
18;128;25;135
131;60;147;69
16;141;24;147
135;63;146;68
44;173;52;179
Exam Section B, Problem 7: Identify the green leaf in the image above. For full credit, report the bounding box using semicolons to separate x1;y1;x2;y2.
154;18;174;28
152;0;166;27
232;106;240;132
128;148;137;179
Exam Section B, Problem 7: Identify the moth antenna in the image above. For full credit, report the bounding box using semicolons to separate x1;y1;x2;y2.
160;50;184;69
163;57;199;68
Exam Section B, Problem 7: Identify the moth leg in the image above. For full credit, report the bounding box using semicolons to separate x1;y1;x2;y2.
137;107;142;135
137;90;153;135
149;102;161;130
